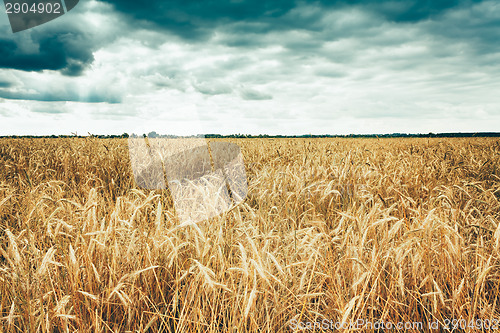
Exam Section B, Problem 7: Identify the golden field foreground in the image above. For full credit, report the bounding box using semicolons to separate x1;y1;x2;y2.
1;137;500;332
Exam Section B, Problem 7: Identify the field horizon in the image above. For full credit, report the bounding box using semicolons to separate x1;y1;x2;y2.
1;132;500;139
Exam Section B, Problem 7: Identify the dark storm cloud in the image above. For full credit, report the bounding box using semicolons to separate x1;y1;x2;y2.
424;2;500;56
0;26;96;76
240;88;272;100
314;66;347;78
0;0;122;77
318;0;484;23
96;0;296;40
32;106;67;114
0;87;121;103
0;80;13;88
97;0;485;38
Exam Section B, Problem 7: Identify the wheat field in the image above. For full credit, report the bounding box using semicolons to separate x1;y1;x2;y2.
1;137;499;332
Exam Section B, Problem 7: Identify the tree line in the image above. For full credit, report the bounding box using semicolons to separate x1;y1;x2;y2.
1;132;499;139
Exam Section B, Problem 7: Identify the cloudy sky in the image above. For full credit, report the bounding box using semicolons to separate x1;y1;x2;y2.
1;0;499;135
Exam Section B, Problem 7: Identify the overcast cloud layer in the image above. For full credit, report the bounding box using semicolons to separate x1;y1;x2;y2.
0;0;499;135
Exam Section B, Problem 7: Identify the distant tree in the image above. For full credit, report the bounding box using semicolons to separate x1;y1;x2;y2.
148;131;159;138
